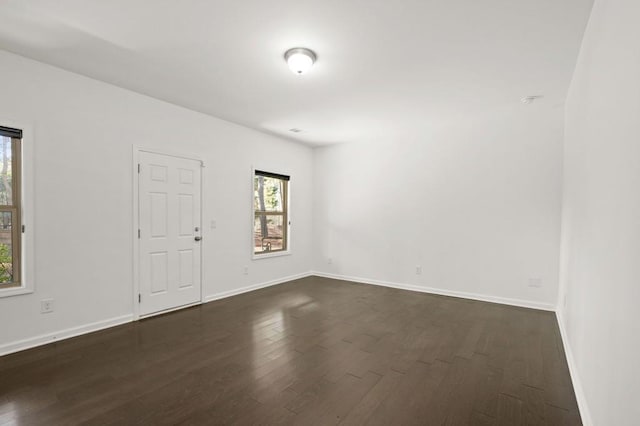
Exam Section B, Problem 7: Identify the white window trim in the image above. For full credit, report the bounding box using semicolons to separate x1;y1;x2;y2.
253;250;292;260
0;120;35;298
251;166;291;260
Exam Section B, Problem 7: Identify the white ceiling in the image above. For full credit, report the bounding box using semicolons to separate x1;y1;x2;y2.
0;0;593;146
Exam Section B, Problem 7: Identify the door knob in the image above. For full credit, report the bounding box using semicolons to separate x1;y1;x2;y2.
194;236;202;241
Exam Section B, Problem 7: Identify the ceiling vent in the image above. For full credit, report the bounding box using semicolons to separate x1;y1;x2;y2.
521;95;543;104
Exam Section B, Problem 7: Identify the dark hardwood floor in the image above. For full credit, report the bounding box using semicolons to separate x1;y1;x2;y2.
0;276;581;425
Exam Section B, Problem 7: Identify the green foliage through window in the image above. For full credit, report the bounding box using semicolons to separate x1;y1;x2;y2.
0;243;12;282
253;172;288;254
0;132;21;288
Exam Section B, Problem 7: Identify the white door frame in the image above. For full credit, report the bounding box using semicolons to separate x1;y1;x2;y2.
132;145;205;320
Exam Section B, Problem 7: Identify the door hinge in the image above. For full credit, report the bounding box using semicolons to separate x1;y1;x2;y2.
138;164;141;173
21;225;25;233
138;229;141;239
138;294;141;303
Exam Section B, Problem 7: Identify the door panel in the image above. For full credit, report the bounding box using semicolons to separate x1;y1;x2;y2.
150;193;168;237
150;252;168;294
178;194;194;236
178;249;194;288
139;151;202;316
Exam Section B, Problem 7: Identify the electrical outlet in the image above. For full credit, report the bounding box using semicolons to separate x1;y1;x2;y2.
328;257;333;265
210;220;217;229
416;265;422;275
243;265;249;275
41;299;54;314
528;278;542;288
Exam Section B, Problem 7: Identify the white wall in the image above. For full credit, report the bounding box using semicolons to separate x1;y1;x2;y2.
559;0;640;424
313;105;564;309
0;50;313;350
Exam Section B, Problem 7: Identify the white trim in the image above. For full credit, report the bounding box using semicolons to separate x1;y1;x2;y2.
0;314;133;357
132;146;205;320
556;309;592;426
139;300;202;319
131;145;140;318
310;271;556;311
251;165;292;260
0;286;33;297
135;145;206;167
253;250;292;260
0;272;311;357
204;272;311;303
0;118;36;299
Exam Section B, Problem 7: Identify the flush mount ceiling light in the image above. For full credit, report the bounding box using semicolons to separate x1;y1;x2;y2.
284;47;317;75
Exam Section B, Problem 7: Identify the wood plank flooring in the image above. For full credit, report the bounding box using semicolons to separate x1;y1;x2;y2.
0;276;581;425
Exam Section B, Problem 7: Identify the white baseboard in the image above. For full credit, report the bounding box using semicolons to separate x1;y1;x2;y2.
556;309;592;426
312;272;589;420
311;271;556;311
0;273;312;357
0;271;556;360
139;300;203;320
2;271;587;425
203;272;312;303
0;314;134;357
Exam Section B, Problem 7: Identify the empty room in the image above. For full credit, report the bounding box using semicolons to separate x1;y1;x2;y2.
0;0;638;425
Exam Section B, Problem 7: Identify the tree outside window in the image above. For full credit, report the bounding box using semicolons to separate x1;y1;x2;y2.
253;170;289;255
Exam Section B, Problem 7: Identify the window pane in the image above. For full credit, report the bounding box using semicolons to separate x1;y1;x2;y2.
254;215;285;253
0;136;13;206
0;211;14;283
254;176;284;212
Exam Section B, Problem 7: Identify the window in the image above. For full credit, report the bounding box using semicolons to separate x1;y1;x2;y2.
0;126;22;289
253;170;289;256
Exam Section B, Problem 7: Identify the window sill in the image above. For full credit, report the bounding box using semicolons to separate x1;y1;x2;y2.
0;285;33;298
252;250;291;260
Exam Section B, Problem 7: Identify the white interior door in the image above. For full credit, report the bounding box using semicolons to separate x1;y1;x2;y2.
138;151;202;316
